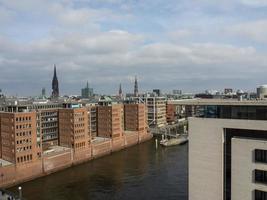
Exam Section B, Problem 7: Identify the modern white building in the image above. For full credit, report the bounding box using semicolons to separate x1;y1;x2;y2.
187;100;267;200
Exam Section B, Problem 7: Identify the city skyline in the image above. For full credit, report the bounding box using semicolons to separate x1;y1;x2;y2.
1;0;267;95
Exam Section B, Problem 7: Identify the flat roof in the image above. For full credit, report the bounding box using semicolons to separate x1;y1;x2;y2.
169;99;267;106
43;146;71;155
92;137;111;143
0;159;13;167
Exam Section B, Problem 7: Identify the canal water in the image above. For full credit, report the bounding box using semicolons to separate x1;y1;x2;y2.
10;140;188;200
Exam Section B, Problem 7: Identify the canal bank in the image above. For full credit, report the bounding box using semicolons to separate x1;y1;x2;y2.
9;140;188;200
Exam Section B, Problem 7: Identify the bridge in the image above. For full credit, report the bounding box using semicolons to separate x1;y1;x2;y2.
150;122;187;138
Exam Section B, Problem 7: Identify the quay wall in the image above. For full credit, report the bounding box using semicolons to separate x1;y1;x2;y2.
0;131;152;188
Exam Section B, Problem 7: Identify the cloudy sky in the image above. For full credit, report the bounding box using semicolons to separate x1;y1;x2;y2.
1;0;267;96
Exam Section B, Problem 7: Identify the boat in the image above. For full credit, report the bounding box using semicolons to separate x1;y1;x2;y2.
160;135;188;147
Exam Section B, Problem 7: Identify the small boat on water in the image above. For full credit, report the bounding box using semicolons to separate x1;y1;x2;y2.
160;135;188;147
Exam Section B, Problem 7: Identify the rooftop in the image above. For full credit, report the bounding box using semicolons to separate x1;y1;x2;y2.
0;159;13;167
169;98;267;106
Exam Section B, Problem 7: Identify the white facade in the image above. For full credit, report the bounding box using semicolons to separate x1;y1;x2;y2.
189;117;267;200
232;138;267;200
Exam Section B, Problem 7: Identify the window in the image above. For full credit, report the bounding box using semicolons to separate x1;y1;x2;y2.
255;149;267;163
255;170;267;185
255;190;267;200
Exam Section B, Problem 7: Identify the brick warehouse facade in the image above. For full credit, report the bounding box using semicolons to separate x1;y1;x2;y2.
0;102;152;188
97;104;123;139
59;107;91;163
0;112;39;164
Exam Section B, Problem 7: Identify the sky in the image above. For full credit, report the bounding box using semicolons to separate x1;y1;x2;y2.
1;0;267;96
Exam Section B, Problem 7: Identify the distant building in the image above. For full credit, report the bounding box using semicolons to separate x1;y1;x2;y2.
81;82;94;98
166;103;176;124
224;88;233;94
41;87;46;97
133;96;166;127
257;85;267;99
153;89;161;96
51;65;59;99
173;90;182;95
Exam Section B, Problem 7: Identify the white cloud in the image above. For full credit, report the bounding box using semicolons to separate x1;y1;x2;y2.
238;0;267;7
226;20;267;43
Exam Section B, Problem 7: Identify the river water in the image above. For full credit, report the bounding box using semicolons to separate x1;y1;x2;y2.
10;139;188;200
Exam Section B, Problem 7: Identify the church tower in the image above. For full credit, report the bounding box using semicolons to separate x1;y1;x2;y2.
52;64;59;98
134;76;138;97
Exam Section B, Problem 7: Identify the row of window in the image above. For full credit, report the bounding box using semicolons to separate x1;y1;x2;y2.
74;117;85;122
16;146;32;152
16;139;31;145
74;129;85;134
42;122;57;128
41;112;58;117
255;190;267;200
17;154;33;163
16;124;32;130
255;149;267;163
255;170;267;184
75;142;86;149
74;123;85;128
16;131;32;137
16;116;31;122
74;112;85;117
74;135;85;140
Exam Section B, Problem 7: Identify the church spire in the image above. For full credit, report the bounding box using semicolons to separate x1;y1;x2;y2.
119;83;122;98
52;64;59;99
134;76;138;97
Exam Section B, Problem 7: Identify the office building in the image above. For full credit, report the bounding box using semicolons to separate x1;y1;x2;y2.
38;109;59;150
170;99;267;200
153;89;161;97
144;96;166;127
173;90;182;95
86;105;97;139
41;88;46;98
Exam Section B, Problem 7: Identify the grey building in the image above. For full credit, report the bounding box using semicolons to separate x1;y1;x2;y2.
81;82;94;98
171;99;267;200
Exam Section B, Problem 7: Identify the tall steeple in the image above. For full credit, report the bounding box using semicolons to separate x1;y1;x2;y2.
134;76;138;97
119;83;122;98
52;64;59;98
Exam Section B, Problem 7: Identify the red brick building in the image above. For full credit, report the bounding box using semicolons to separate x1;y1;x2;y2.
58;108;91;152
166;103;176;124
0;112;39;165
124;103;146;131
97;104;123;139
